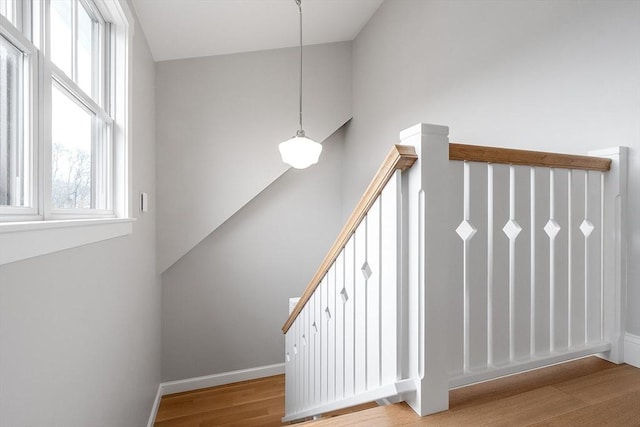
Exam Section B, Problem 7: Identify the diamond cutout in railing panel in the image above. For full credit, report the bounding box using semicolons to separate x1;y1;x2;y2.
324;307;332;321
544;219;561;240
361;262;372;280
340;288;349;303
286;352;290;362
456;220;477;242
580;219;595;238
312;321;317;334
302;334;307;346
503;219;522;240
293;344;297;355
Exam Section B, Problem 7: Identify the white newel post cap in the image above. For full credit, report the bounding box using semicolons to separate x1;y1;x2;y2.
399;123;449;142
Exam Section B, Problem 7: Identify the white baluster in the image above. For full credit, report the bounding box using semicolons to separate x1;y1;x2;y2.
530;167;536;357
380;171;400;384
448;160;464;376
570;169;587;348
320;277;328;403
343;236;355;397
491;163;510;365
327;264;336;403
510;165;531;361
466;161;488;371
585;170;602;343
366;197;381;389
354;221;367;393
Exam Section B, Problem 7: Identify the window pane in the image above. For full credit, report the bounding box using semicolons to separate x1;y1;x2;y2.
77;2;94;96
0;0;16;27
0;34;26;207
52;84;92;209
33;0;43;49
50;0;72;77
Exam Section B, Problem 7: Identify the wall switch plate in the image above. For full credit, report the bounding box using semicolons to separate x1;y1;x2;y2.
140;192;148;212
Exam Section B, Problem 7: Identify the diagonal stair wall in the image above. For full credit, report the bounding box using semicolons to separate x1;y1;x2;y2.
156;41;352;273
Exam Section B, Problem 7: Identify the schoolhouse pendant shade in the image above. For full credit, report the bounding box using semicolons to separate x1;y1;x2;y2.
279;130;322;169
279;0;322;169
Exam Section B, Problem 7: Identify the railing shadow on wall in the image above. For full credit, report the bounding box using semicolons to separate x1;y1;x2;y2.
281;123;627;423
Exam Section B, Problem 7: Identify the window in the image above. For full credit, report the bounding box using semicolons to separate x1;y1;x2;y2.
0;0;131;223
51;83;95;210
0;0;133;265
0;14;35;217
0;33;27;207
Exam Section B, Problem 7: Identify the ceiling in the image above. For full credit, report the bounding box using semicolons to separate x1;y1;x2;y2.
130;0;384;62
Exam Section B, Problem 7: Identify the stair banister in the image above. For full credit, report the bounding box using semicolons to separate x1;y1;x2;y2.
282;122;626;423
282;144;418;334
449;143;611;171
402;125;625;416
281;143;418;422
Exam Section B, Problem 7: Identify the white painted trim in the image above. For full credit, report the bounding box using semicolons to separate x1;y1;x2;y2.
0;217;131;233
624;333;640;368
588;146;628;363
0;218;134;265
146;385;162;427
160;363;285;396
97;0;135;36
449;343;611;389
282;379;415;423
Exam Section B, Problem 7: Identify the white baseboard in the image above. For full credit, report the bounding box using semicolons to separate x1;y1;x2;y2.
624;333;640;368
161;363;285;396
146;385;163;427
146;363;285;425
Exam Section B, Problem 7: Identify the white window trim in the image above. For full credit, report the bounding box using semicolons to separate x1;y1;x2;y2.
0;217;134;265
0;0;135;266
0;13;39;218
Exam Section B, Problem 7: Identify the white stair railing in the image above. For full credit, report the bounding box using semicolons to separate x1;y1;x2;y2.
282;145;417;422
445;145;625;388
282;123;627;421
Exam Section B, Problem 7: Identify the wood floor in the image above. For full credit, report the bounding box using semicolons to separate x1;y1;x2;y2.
154;357;640;426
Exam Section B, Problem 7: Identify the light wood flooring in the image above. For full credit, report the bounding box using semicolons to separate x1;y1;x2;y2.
154;357;640;426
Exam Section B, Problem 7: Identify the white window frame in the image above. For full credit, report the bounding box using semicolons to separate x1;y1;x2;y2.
0;13;38;219
0;0;134;265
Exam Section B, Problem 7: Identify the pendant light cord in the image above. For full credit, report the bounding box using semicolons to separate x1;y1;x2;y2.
296;0;304;135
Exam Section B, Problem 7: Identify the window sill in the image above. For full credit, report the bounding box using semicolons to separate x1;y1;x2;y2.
0;217;135;265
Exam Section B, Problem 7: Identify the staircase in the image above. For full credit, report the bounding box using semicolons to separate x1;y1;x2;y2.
281;123;628;421
152;123;633;426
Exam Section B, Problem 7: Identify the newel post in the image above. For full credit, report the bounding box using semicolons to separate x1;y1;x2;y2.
401;123;450;416
589;147;628;363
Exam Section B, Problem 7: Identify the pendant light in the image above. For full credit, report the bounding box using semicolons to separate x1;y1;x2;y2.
278;0;322;169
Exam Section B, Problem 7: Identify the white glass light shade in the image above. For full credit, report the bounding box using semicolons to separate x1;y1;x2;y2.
279;135;322;169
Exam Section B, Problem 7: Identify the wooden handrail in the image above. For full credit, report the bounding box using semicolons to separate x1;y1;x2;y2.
449;143;611;171
282;145;418;333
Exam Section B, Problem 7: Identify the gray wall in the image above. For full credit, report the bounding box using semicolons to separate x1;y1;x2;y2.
161;128;344;381
156;41;352;273
345;0;640;335
0;8;160;427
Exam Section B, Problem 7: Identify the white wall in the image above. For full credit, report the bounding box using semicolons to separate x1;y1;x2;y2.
0;8;160;427
156;42;352;273
345;0;640;335
161;128;344;381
